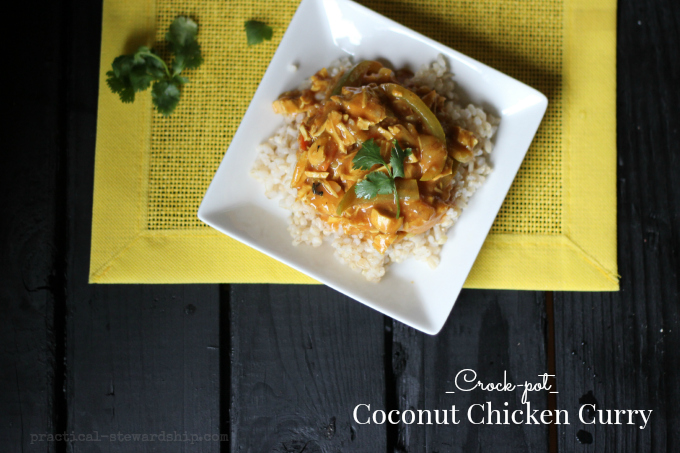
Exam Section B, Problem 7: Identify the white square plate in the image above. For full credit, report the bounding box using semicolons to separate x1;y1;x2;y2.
198;0;547;334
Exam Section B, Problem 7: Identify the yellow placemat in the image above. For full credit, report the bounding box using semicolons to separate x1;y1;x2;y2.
91;0;618;289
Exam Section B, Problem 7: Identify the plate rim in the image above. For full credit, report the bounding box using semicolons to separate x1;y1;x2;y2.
198;0;548;335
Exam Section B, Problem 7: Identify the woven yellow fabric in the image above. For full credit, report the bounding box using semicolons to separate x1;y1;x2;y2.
91;0;618;289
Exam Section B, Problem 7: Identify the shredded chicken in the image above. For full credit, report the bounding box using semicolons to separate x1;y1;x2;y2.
273;61;480;253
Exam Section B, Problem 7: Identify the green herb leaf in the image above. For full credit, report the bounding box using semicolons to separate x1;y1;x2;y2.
245;20;273;46
128;65;155;92
351;139;412;218
173;40;203;73
106;53;154;103
144;54;167;79
111;55;133;78
106;16;202;116
106;70;135;103
173;75;190;85
355;172;394;200
152;79;181;116
167;16;198;47
352;139;385;171
390;139;412;179
167;17;203;74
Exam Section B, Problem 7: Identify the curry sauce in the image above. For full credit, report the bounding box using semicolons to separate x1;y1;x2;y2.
273;61;479;253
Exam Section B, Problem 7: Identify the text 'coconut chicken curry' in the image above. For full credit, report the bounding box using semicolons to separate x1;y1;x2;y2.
273;60;479;254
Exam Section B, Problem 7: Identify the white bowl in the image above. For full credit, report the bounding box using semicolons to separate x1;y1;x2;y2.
198;0;547;334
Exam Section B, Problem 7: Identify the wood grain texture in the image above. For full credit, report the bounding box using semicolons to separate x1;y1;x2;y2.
0;0;66;451
66;286;221;453
63;2;221;451
390;290;550;453
553;0;680;451
230;285;386;453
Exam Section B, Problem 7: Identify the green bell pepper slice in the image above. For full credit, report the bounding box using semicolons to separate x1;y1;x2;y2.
379;83;446;144
331;61;383;96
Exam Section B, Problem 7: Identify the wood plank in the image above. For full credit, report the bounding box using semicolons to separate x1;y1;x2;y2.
66;285;221;452
230;285;387;452
390;290;550;452
553;0;680;450
63;1;222;451
0;0;66;450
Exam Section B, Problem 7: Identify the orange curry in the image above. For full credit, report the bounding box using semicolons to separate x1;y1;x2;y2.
273;61;479;253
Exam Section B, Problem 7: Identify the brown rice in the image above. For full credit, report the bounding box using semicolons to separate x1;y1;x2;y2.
251;55;499;281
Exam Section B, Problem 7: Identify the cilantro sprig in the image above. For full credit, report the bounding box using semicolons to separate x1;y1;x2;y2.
353;139;412;218
245;20;273;46
106;17;203;116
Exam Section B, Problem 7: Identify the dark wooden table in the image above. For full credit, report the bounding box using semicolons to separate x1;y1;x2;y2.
2;0;678;451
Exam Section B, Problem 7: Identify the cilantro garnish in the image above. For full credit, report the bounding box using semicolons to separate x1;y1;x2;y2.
354;172;394;199
352;139;385;170
245;20;273;46
390;140;411;178
353;139;412;218
105;17;203;116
